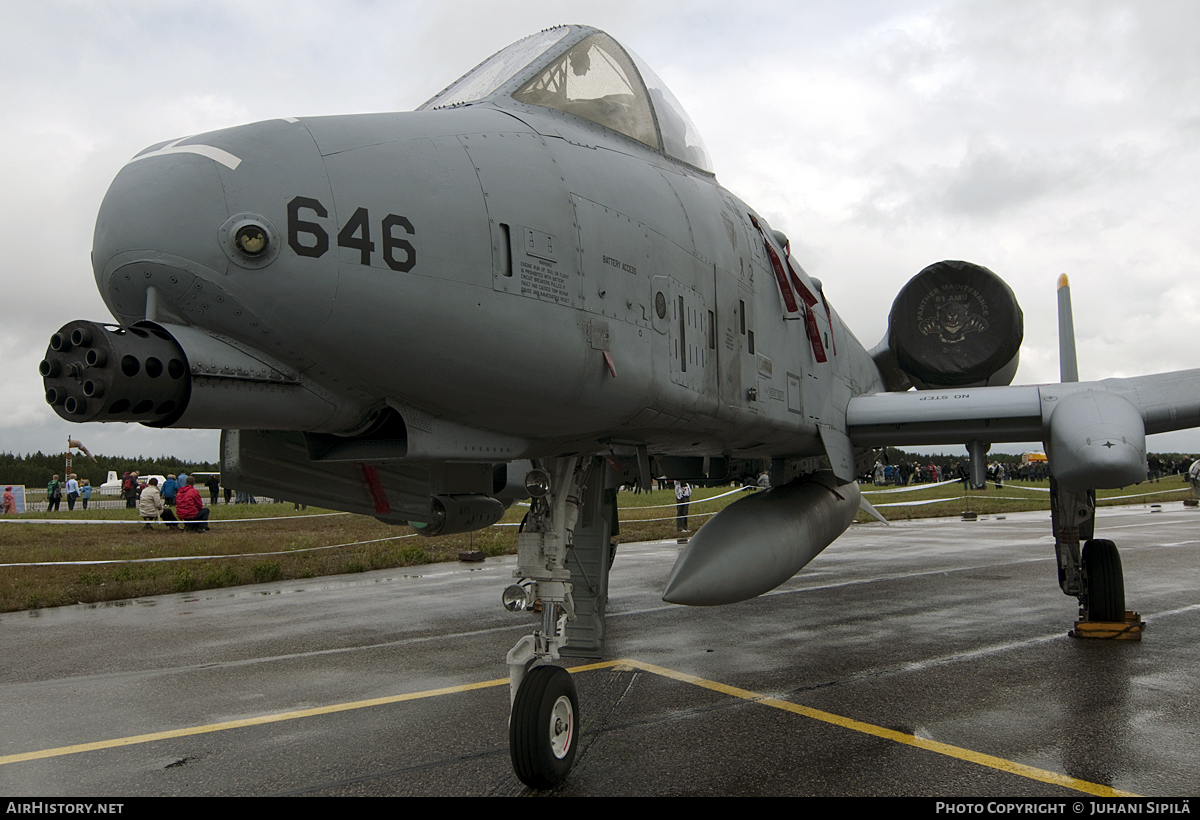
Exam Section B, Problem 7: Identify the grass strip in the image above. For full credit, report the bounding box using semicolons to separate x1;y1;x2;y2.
1;479;1191;612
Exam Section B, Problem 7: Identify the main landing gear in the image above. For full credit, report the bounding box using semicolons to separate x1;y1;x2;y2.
1081;538;1124;622
1050;478;1142;638
501;456;608;789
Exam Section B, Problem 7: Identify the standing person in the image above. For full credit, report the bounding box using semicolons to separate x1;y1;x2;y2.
137;477;164;529
3;486;15;515
65;474;80;511
163;476;210;532
80;479;92;510
223;485;232;504
205;475;221;506
47;475;62;512
121;472;136;508
161;475;177;507
675;480;692;533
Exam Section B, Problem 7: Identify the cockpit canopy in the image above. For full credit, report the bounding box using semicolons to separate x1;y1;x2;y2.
420;26;713;173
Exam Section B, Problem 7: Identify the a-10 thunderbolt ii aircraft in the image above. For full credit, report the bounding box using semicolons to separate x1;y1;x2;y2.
39;25;1200;788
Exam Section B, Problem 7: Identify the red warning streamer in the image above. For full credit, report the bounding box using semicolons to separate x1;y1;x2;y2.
360;463;391;515
783;256;831;362
749;214;800;314
749;213;827;363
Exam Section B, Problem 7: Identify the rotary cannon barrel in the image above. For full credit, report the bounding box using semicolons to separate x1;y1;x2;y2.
41;320;189;424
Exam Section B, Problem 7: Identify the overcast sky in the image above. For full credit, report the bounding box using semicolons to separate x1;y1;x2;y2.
3;0;1199;463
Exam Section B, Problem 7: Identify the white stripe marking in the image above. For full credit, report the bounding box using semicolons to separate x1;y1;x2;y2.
127;136;242;170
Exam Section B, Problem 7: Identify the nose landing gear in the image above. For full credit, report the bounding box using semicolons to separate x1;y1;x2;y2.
504;456;587;789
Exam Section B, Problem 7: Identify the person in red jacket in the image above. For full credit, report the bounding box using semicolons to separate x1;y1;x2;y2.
162;476;210;532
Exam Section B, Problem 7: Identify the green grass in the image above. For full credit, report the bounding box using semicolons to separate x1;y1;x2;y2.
0;478;1193;612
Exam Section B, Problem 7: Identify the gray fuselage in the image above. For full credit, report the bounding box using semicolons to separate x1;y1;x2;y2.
92;101;884;462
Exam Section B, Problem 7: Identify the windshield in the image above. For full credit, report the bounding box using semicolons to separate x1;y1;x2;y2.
421;27;713;173
513;32;660;150
421;28;568;109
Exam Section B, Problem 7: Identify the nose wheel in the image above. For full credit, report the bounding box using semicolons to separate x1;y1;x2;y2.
509;664;579;789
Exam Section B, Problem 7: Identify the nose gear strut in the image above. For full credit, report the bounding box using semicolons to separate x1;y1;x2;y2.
505;456;588;788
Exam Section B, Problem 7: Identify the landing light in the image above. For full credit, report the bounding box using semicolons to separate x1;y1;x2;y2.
524;469;552;498
503;584;533;612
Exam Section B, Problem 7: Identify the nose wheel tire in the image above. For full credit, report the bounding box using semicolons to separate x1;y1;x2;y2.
1082;538;1125;622
510;664;579;789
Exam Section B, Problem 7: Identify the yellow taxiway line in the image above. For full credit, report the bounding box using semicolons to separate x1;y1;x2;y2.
611;659;1139;798
1;658;1139;796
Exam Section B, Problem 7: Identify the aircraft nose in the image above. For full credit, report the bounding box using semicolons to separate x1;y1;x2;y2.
93;138;234;323
92;120;330;326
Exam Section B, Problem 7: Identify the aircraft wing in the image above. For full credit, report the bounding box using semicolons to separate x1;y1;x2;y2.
848;369;1200;445
847;368;1200;490
848;384;1043;448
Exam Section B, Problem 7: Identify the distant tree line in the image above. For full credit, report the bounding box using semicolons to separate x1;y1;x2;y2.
0;451;219;491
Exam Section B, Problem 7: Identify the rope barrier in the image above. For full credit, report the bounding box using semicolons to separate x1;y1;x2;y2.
0;532;418;568
611;485;752;509
869;485;1190;508
0;512;350;525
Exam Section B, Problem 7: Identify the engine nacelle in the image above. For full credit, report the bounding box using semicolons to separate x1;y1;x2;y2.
880;260;1024;390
